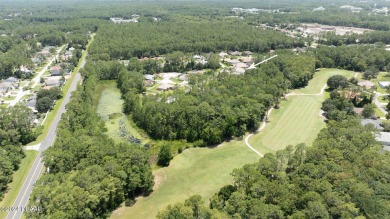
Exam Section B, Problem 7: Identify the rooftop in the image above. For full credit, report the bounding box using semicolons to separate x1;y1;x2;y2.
376;132;390;143
361;119;384;131
358;80;375;88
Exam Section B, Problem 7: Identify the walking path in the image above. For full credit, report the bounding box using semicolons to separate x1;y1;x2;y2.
374;91;388;115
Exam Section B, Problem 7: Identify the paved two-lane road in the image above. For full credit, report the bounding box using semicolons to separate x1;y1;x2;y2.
6;52;87;219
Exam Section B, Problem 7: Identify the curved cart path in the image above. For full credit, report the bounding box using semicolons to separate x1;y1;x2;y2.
244;84;327;156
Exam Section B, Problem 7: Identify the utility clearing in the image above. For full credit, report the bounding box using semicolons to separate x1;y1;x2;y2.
110;68;355;219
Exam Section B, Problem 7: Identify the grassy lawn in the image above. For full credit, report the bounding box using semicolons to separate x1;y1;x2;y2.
379;96;389;104
250;95;325;154
250;68;354;153
95;81;190;163
294;68;356;94
368;72;390;94
0;151;38;219
375;108;386;118
110;141;259;219
110;68;356;219
3;96;16;101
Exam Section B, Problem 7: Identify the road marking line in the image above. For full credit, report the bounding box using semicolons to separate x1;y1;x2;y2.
10;157;42;219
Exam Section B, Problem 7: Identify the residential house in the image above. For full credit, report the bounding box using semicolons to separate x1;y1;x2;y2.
229;51;241;56
31;57;42;64
157;83;175;91
219;52;229;58
24;94;37;111
144;74;155;81
5;77;18;83
235;62;249;69
20;65;32;74
232;67;246;75
39;50;50;56
187;70;205;75
193;55;202;60
376;132;390;151
50;65;62;76
144;80;153;87
243;51;253;56
226;59;240;65
0;82;13;93
44;76;63;87
361;119;384;131
240;57;253;64
358;80;375;89
378;81;390;89
178;74;188;81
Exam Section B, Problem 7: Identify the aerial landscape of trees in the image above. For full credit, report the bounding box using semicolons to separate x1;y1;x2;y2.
0;106;38;200
28;73;154;219
2;0;390;218
160;117;390;218
88;21;304;60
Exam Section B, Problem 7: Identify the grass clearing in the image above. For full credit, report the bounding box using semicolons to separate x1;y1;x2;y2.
110;141;259;219
250;68;354;154
3;96;16;101
295;68;356;94
249;95;325;154
95;81;193;162
379;96;389;104
375;108;386;118
111;68;355;219
0;151;38;219
367;72;390;94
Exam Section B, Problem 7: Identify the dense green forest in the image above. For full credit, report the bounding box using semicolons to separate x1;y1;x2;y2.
0;106;39;200
312;45;390;72
158;117;390;218
27;73;154;219
2;0;390;218
86;54;314;146
89;21;303;60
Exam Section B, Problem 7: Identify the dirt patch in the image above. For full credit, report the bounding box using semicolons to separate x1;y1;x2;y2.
153;172;166;191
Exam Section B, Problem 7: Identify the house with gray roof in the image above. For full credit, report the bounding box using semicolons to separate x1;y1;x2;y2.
361;119;384;131
0;82;13;93
5;77;18;83
376;132;390;151
44;76;63;87
144;74;155;81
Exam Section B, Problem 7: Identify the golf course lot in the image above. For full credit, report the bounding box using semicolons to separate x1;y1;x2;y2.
110;141;259;219
249;95;325;155
110;68;355;219
249;68;355;154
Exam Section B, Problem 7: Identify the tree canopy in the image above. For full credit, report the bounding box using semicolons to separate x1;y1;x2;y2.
160;117;390;218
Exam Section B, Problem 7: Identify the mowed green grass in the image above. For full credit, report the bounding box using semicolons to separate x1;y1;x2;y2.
250;68;354;154
110;141;259;219
0;151;38;219
295;68;356;94
111;68;355;219
249;95;325;154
